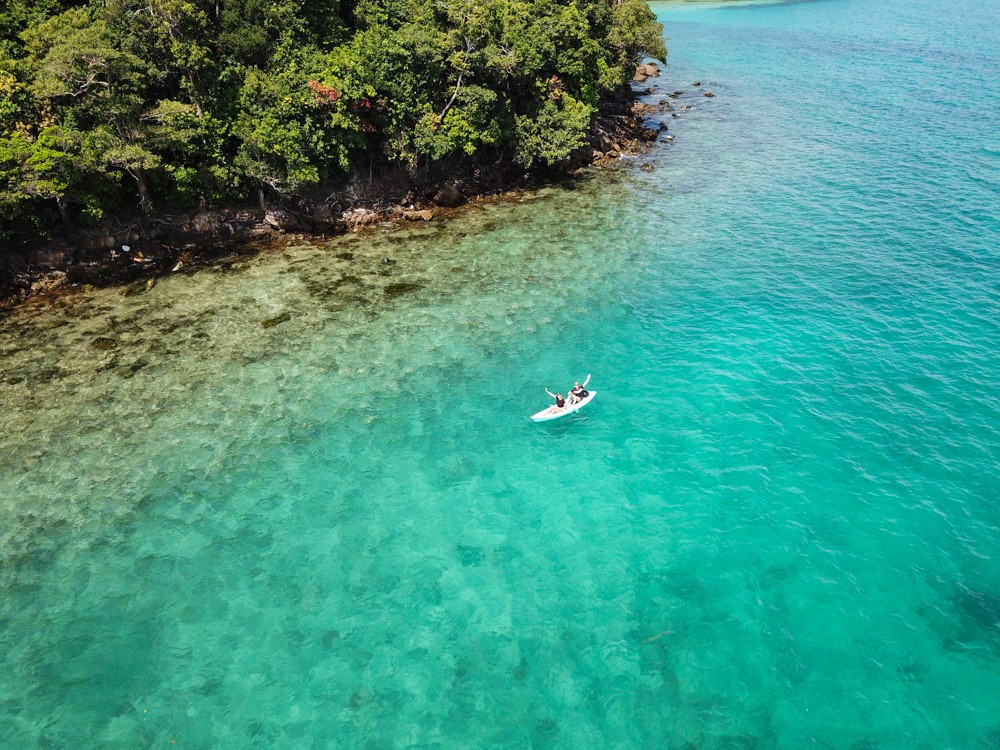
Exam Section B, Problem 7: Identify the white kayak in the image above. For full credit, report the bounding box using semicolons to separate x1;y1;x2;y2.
530;391;597;422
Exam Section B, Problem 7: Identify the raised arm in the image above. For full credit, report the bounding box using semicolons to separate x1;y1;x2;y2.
545;388;556;399
582;374;591;388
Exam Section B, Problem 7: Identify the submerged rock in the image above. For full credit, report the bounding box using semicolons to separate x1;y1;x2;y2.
331;274;363;289
382;282;422;300
704;91;715;98
456;544;485;567
261;311;292;328
90;337;118;351
120;358;149;378
36;366;65;383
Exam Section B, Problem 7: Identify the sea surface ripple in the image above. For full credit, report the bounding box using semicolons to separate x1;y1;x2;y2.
1;0;999;746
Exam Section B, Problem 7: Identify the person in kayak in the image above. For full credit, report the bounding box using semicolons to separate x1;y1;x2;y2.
543;388;566;414
568;374;591;404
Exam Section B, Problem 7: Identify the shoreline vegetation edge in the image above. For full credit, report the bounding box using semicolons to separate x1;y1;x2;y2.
0;65;706;312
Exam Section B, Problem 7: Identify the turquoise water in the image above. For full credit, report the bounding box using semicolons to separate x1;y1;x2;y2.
3;0;1000;745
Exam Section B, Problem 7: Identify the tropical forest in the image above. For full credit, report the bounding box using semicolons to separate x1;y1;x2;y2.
0;0;666;247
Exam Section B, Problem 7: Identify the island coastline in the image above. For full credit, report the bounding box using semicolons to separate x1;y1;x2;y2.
1;70;707;313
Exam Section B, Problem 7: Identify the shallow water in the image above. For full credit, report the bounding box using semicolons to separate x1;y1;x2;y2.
2;0;1000;746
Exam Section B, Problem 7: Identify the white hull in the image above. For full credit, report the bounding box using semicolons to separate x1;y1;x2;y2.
530;391;597;422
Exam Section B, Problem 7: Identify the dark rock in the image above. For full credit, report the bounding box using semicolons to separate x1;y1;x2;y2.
36;367;65;383
640;164;654;173
704;91;715;98
312;204;342;230
121;358;149;378
433;183;465;208
264;209;300;232
381;257;396;265
331;274;362;289
31;250;70;268
91;337;118;351
261;311;292;328
692;81;702;87
383;282;422;299
190;213;218;234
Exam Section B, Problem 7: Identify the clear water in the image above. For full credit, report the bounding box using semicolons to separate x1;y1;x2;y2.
2;0;999;746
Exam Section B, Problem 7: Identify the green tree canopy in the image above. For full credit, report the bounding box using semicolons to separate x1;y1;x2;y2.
0;0;665;245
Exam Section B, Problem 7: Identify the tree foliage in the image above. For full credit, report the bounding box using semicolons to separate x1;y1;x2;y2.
0;0;665;243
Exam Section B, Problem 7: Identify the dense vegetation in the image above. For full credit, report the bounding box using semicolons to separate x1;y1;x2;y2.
0;0;664;245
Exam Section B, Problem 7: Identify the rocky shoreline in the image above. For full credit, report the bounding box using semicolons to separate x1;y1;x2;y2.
0;70;711;312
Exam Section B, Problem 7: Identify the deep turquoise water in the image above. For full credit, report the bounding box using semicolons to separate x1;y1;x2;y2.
2;0;1000;746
